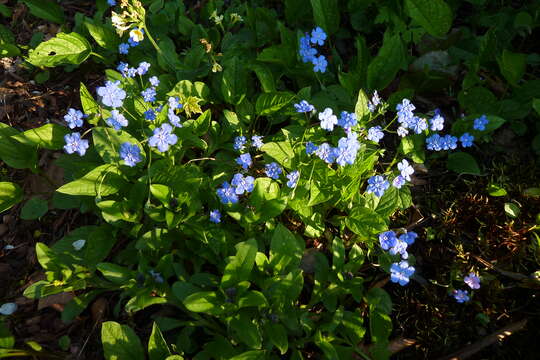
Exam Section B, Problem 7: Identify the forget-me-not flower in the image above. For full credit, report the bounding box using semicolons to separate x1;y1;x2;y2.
119;142;141;167
118;43;129;54
97;81;126;108
464;273;480;289
265;162;282;180
251;135;264;149
397;159;414;181
210;209;221;223
217;181;238;204
286;170;300;188
390;261;415;286
312;55;328;73
231;173;255;195
473;115;489;131
366;175;389;197
149;123;178;152
236;153;252;170
460;133;474;147
367;126;384;143
294;100;315;113
319;108;338;131
64;132;89;156
233;136;247;151
106;109;128;130
64;108;85;129
452;289;470;303
310;27;327;46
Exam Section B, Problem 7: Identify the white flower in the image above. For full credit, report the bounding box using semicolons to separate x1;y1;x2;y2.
129;28;144;42
0;302;17;315
72;239;86;251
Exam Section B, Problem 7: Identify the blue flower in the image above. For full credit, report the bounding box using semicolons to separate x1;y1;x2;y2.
233;136;247;151
149;269;164;283
97;81;126;108
473;115;488;131
367;126;384;143
464;273;480;289
217;181;239;204
107;0;116;5
210;209;221;223
306;142;318;155
64;108;85;129
106;109;128;130
64;132;89;156
265;162;282;180
430;112;444;131
127;67;137;78
392;175;406;189
117;62;129;76
441;135;458;150
452;289;470;303
315;142;336;164
397;126;409;137
144;109;156;121
137;61;151;76
337;111;357;129
168;109;182;127
299;34;317;63
149;123;178;152
335;133;360;166
426;134;442;151
319;108;337;131
310;27;327;46
236;153;252;170
294;100;315;113
396;99;415;125
149;76;160;87
141;87;156;102
368;91;381;112
312;55;328;73
379;231;397;251
286;170;300;188
408;116;428;134
118;43;129;54
397;159;414;181
460;132;474;147
389;237;409;259
366;175;389;197
119;142;141;167
399;231;417;245
251;135;264;149
390;261;415;286
231;173;255;195
168;96;182;110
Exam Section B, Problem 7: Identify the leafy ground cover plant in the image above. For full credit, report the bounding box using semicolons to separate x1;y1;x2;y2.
0;0;539;359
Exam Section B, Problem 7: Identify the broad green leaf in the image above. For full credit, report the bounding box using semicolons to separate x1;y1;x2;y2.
0;43;20;57
92;127;146;166
101;322;145;360
238;291;269;308
56;164;126;197
447;152;481;175
80;82;100;116
230;312;262;349
405;0;452;37
62;290;103;323
84;19;119;50
398;134;425;163
255;92;295;116
250;63;276;93
221;57;247;105
148;323;171;360
367;32;406;91
345;207;387;239
20;197;48;220
0;182;23;213
27;32;91;67
498;50;526;86
354;89;370;124
0;4;12;18
332;237;345;272
0;137;37;169
267;269;304;302
314;331;339;360
97;263;133;285
264;322;288;355
487;184;507;197
457;87;496;115
369;311;391;343
261;141;295;170
310;0;340;35
22;0;65;24
0;321;15;349
11;124;69;150
533;99;540;116
183;291;223;314
125;291;167;313
23;280;64;299
269;224;304;274
229;351;266;360
504;202;520;218
221;238;258;288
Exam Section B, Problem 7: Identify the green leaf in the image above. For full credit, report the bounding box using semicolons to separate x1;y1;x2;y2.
255;92;295;116
237;291;269;308
80;83;100;115
405;0;452;37
20;197;48;220
0;182;23;213
369;311;392;343
0;137;37;170
487;184;507;197
497;49;526;86
250;63;276;93
229;351;266;360
310;0;340;35
261;141;295;170
221;57;247;105
314;331;339;360
27;32;91;67
148;323;171;360
84;19;119;50
367;32;406;90
332;237;345;272
447;152;481;175
93;127;146;166
97;263;133;285
532;99;540;116
61;290;102;323
221;238;258;288
0;43;20;57
230;312;262;349
504;202;520;218
345;207;387;239
183;291;223;315
269;224;304;274
11;124;69;150
354;89;370;124
0;4;12;18
101;322;145;360
0;321;15;349
22;0;65;24
265;322;288;355
56;164;126;197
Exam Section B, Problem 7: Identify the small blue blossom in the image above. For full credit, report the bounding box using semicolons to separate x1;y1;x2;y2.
306;142;318;155
460;132;474;148
452;289;470;303
389;237;409;259
366;175;389;197
400;231;417;245
148;123;178;152
107;0;116;6
231;173;255;195
137;61;151;76
97;80;126;108
396;99;416;125
319;108;338;131
379;231;397;251
64;132;89;156
397;159;414;181
367;126;384;143
397;126;409;137
294;100;315;113
167;109;182;128
265;162;282;180
149;269;164;283
393;175;406;189
335;133;360;166
144;109;156;121
217;181;239;204
299;34;317;63
106;109;128;130
251;135;264;149
168;96;182;110
210;209;221;223
430;112;444;131
312;55;328;73
441;134;458;150
127;67;137;78
337;111;357;129
409;116;428;134
310;27;327;46
368;91;381;112
233;136;247;151
236;153;252;170
118;43;129;54
286;170;300;188
315;142;336;164
141;87;157;103
64;108;85;129
119;142;141;167
473;115;489;131
149;76;160;87
390;261;415;286
117;62;128;76
464;273;480;289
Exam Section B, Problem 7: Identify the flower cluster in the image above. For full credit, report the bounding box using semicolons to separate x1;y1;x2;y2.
379;230;418;286
299;27;328;73
452;272;481;303
233;135;264;151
